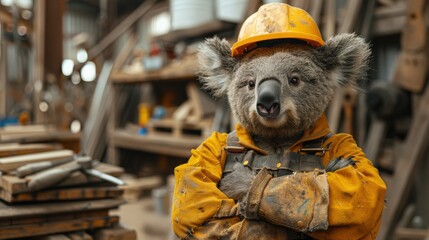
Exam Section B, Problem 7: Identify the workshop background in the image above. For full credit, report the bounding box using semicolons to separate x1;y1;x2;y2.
0;0;427;239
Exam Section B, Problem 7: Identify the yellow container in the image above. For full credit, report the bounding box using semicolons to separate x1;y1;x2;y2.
138;103;152;127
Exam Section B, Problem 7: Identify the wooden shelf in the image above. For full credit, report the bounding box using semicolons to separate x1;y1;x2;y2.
110;70;196;84
111;54;198;84
111;129;203;158
155;20;235;43
0;131;80;144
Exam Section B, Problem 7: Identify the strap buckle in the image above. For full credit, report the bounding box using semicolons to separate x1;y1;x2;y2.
225;146;246;153
298;147;329;156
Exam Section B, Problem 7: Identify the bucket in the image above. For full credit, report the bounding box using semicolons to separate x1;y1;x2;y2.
152;186;170;215
170;0;215;30
216;0;249;23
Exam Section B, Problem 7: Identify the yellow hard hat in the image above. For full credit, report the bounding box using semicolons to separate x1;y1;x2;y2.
231;3;324;57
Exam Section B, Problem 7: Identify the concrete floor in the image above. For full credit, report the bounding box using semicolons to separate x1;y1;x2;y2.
114;197;173;240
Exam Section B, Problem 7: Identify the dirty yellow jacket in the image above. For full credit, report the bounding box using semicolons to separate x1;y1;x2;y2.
172;114;386;239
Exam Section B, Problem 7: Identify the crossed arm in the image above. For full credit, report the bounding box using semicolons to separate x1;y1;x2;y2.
172;132;386;239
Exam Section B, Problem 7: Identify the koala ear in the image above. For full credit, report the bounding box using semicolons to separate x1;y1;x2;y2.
198;37;236;97
318;33;371;87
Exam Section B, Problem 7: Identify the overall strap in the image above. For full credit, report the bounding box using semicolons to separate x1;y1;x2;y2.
223;131;333;176
223;131;246;173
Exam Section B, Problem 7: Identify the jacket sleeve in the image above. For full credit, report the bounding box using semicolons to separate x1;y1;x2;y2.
172;132;293;239
308;133;387;239
241;133;386;239
172;132;240;239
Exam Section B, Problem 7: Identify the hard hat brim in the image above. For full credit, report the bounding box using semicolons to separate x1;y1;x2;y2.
231;32;325;57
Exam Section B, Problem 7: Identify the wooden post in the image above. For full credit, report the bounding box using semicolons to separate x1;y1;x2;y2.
33;0;46;123
0;22;5;118
33;0;66;124
44;1;65;87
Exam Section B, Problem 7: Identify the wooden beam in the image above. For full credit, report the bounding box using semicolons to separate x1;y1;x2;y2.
0;216;119;239
0;149;74;172
323;0;336;39
33;0;45;123
0;198;124;219
309;0;323;24
88;0;157;59
44;0;65;83
0;22;5;118
92;225;137;240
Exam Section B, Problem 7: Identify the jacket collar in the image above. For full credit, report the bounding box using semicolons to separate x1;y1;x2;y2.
235;114;332;155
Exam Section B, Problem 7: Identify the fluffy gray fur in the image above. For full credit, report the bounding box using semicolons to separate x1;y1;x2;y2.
198;33;370;139
218;162;255;201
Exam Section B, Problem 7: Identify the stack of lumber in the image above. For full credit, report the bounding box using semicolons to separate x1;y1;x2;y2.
0;144;136;240
0;125;81;153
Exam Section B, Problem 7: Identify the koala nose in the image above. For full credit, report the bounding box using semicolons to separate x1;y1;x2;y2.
257;79;281;118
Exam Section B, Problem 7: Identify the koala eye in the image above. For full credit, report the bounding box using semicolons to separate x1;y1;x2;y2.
289;77;300;86
248;80;255;90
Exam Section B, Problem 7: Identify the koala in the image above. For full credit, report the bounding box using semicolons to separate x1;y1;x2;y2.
198;34;369;139
199;32;368;205
172;20;386;240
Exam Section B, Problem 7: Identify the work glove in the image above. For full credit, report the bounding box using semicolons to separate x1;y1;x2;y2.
242;168;329;232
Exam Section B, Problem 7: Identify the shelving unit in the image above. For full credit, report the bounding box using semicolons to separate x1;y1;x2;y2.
107;50;206;168
110;54;198;84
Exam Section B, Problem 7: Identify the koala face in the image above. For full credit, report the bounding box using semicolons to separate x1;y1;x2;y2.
199;34;370;138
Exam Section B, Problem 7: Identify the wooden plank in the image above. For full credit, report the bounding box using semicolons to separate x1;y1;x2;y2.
0;215;119;239
66;232;93;240
0;186;123;203
0;198;124;219
0;131;80;144
88;0;157;59
92;225;137;240
1;124;50;133
34;234;71;240
0;163;124;194
0;143;60;157
0;149;74;172
378;84;429;240
0;209;109;227
394;227;428;240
